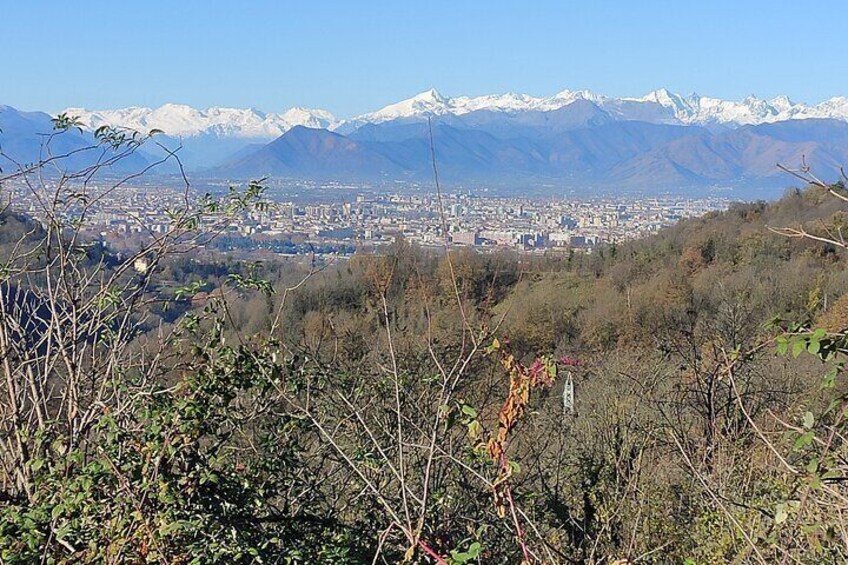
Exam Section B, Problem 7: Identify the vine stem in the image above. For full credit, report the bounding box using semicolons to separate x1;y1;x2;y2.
418;539;449;564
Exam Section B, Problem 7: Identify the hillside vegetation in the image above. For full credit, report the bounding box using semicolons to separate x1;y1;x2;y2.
3;127;848;563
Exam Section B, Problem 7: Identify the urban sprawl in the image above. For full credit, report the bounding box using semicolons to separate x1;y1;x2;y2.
4;180;729;255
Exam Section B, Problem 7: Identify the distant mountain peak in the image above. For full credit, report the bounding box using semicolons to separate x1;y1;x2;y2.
61;104;340;139
633;88;688;111
56;87;848;146
414;88;446;102
159;102;196;111
549;89;606;106
351;89;454;124
344;86;848;129
6;92;848;190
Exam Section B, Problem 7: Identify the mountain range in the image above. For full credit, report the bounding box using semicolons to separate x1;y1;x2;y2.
0;105;148;175
3;88;848;194
64;88;848;133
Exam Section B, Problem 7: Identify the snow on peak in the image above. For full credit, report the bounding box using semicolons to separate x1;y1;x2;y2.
814;96;848;118
279;107;338;129
61;88;848;141
62;104;340;138
352;89;455;124
349;88;614;125
769;95;794;111
544;89;607;108
608;88;848;126
628;88;692;115
413;88;447;103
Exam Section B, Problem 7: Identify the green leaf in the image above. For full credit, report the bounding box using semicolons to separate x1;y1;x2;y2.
467;420;483;440
822;367;838;389
806;458;819;474
466;542;481;558
450;541;482;564
794;431;814;451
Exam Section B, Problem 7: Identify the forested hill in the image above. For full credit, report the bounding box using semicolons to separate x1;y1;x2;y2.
259;182;848;365
216;182;848;562
496;183;848;354
4;180;848;563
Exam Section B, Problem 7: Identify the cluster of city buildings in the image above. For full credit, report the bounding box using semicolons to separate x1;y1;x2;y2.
3;179;729;254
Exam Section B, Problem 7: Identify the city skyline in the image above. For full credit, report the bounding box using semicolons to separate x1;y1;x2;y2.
3;174;727;256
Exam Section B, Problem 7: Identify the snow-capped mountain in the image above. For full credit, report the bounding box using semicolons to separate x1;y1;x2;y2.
218;88;848;191
619;89;833;126
63;104;339;139
8;85;848;190
343;88;848;128
63;88;848;141
342;88;609;127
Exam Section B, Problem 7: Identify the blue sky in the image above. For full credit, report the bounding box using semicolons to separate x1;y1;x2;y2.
3;0;846;116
